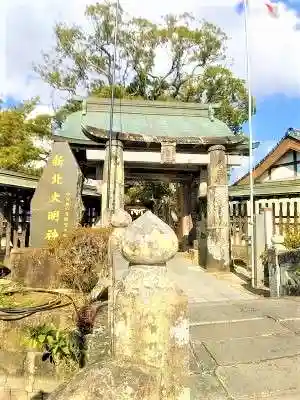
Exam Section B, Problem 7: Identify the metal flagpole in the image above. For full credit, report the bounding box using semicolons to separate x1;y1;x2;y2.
107;0;120;358
107;0;120;212
243;0;255;287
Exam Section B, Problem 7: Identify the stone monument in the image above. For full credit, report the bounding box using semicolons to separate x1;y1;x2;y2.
30;141;84;247
48;211;189;399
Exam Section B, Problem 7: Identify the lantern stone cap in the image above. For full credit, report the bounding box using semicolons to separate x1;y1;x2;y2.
111;209;132;228
121;211;178;265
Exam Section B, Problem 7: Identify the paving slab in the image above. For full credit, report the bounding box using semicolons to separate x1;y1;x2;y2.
167;254;256;303
204;334;300;365
216;355;300;399
189;302;264;325
280;319;300;334
189;342;216;374
190;318;291;342
233;299;300;320
189;373;230;400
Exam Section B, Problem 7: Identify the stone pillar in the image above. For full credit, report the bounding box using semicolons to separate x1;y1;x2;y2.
47;211;189;400
101;139;124;226
177;182;193;251
115;211;189;398
263;208;273;249
254;212;265;288
206;145;230;271
198;168;208;267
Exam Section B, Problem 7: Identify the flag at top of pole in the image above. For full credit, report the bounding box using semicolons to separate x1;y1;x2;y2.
235;0;247;15
235;0;280;18
265;2;280;18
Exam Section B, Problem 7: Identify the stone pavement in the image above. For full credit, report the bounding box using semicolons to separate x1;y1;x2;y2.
167;253;255;303
189;298;300;400
115;252;300;399
168;255;300;399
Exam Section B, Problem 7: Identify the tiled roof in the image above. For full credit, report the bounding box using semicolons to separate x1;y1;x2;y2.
54;98;237;142
233;128;300;186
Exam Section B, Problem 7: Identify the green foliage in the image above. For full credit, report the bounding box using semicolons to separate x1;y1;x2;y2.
53;99;82;129
25;323;83;366
35;2;253;133
284;227;300;250
0;98;52;173
125;182;174;205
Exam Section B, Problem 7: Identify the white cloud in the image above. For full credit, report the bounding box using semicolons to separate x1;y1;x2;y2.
1;0;300;105
26;105;54;120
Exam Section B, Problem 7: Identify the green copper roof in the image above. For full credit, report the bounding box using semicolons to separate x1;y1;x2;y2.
55;98;235;142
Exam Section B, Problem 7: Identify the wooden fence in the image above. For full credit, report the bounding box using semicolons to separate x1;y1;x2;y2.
0;192;31;263
230;197;300;266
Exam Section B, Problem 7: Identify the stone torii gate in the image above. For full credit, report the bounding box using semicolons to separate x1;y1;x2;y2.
55;97;250;271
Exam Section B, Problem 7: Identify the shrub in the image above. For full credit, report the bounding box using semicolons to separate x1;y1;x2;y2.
48;227;111;293
25;323;84;367
284;227;300;250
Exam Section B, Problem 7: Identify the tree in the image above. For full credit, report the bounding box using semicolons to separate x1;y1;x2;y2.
34;1;254;133
0;99;52;174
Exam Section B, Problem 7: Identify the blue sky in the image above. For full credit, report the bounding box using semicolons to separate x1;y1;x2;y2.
1;0;300;183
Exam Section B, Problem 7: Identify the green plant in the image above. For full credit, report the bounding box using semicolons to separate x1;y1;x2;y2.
260;250;269;266
284;227;300;250
25;324;84;366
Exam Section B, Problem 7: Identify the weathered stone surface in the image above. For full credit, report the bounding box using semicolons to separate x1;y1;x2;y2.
189;342;216;374
30;141;84;247
0;376;7;386
189;302;263;324
176;183;193;252
281;319;300;333
235;298;300;320
0;351;26;376
10;389;28;400
114;211;189;398
32;378;60;393
25;352;56;378
111;209;132;228
204;334;300;365
190;318;290;342
47;360;161;400
85;305;110;366
5;377;26;390
207;145;227;186
161;142;176;164
0;389;10;400
206;145;230;271
114;267;188;368
121;211;178;265
110;209;132;252
189;374;229;400
216;355;300;398
101;140;124;225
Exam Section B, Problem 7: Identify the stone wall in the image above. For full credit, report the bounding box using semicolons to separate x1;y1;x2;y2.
267;236;300;297
0;350;62;400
